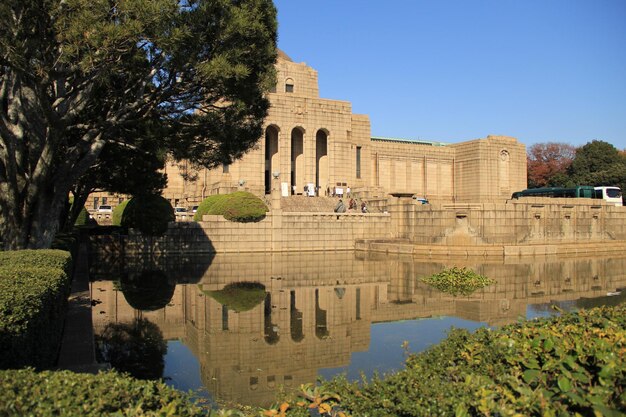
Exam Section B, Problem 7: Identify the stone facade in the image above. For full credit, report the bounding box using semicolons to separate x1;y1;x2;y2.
89;50;526;210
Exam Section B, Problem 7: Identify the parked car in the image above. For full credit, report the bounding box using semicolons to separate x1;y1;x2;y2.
174;207;188;214
191;205;199;213
97;205;113;213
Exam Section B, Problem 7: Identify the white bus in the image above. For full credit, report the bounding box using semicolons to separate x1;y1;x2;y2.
594;186;623;206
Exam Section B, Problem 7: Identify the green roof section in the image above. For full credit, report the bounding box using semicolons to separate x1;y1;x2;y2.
371;136;450;146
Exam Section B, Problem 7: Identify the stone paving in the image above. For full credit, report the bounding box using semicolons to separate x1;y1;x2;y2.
56;240;105;373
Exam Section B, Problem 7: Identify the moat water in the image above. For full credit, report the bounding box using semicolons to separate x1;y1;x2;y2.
88;251;626;408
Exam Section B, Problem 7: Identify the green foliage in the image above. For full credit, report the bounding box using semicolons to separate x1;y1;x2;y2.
96;318;167;380
0;255;72;369
112;199;130;226
0;249;73;276
206;282;266;312
421;267;495;296
568;140;626;192
0;251;74;368
194;192;268;222
1;0;277;249
194;194;230;221
321;304;626;417
121;195;175;236
0;368;206;416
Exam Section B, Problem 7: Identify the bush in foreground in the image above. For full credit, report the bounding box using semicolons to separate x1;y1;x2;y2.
321;304;626;417
0;250;73;369
0;369;205;416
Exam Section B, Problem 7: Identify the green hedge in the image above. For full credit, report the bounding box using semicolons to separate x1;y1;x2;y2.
0;369;205;416
0;249;73;276
322;304;626;417
0;266;71;369
194;192;268;222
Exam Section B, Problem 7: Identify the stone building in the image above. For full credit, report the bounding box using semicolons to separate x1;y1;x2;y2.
90;50;526;210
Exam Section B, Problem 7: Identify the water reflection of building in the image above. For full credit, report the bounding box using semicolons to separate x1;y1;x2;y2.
91;252;626;407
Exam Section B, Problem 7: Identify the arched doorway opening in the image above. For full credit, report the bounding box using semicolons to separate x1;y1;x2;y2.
291;128;304;195
265;126;279;194
315;130;328;195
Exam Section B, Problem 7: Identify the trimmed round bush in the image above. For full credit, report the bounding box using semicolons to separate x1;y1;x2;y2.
120;195;174;236
112;199;129;226
0;368;205;416
193;194;229;221
68;197;93;227
194;191;268;222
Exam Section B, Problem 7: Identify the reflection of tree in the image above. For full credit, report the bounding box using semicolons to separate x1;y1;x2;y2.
89;241;216;284
119;270;175;311
96;318;166;380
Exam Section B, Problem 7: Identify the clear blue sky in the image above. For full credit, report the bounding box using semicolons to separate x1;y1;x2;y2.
273;0;626;150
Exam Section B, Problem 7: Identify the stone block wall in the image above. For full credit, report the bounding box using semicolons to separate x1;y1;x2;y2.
119;211;391;254
392;197;626;245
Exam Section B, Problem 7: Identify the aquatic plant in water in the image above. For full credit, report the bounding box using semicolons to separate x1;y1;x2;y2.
421;267;495;296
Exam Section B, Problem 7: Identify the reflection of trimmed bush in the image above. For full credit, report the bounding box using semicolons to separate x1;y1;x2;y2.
96;318;166;380
119;270;175;311
194;192;268;222
206;282;266;312
121;195;174;236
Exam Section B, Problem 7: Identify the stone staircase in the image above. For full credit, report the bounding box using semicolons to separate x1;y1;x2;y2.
280;196;339;212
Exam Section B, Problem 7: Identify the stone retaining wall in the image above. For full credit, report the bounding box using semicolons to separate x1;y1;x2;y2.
101;211;392;254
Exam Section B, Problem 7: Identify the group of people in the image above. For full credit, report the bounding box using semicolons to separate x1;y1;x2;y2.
334;198;367;213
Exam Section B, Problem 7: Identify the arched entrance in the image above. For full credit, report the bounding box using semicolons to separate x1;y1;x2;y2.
291;128;304;194
315;130;328;195
265;126;279;194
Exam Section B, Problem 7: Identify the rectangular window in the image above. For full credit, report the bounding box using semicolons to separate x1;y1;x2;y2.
222;163;230;173
356;146;362;179
285;83;294;93
93;197;99;210
101;197;107;205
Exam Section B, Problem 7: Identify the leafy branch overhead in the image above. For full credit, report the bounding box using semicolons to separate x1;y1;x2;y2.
421;267;495;296
0;0;277;249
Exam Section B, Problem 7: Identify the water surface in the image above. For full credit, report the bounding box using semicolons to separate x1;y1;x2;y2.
90;251;626;408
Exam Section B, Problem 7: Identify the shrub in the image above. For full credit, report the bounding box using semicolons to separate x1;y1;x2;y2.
193;194;230;221
121;194;175;236
205;282;266;312
0;249;73;276
0;266;71;369
323;304;626;417
112;199;129;226
0;368;206;416
421;266;495;296
195;192;268;222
